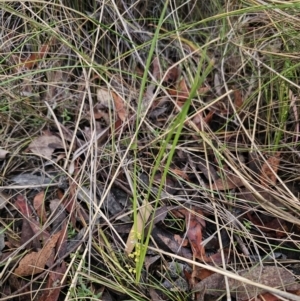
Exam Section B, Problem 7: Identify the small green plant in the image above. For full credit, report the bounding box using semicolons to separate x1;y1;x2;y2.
67;252;103;299
0;100;9;112
61;108;72;124
243;220;252;230
67;223;76;238
69;274;102;299
132;41;214;282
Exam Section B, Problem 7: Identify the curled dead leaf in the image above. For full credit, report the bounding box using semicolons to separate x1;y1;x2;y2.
96;88;127;121
28;134;64;160
260;152;281;187
112;91;127;121
14;231;61;276
33;191;47;223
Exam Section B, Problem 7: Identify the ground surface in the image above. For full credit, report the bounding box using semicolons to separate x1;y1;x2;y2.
1;1;300;301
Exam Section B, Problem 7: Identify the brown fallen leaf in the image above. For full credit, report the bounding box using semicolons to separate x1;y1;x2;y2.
192;110;215;130
169;167;189;181
15;195;50;242
28;134;64;159
19;43;50;70
246;212;287;238
198;86;210;95
135;65;144;78
96;88;128;122
20;218;39;250
112;91;127;122
260;152;281;187
164;66;180;84
14;231;61;276
154;230;192;260
49;199;67;232
171;208;223;263
177;78;190;103
15;195;50;243
168;77;190;106
11;45;49;73
192;267;215;281
174;234;189;247
187;214;205;259
37;261;66;301
234;88;243;109
8;274;28;298
258;292;280;301
21;53;39;70
193;266;300;301
33;191;47;223
209;172;244;190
